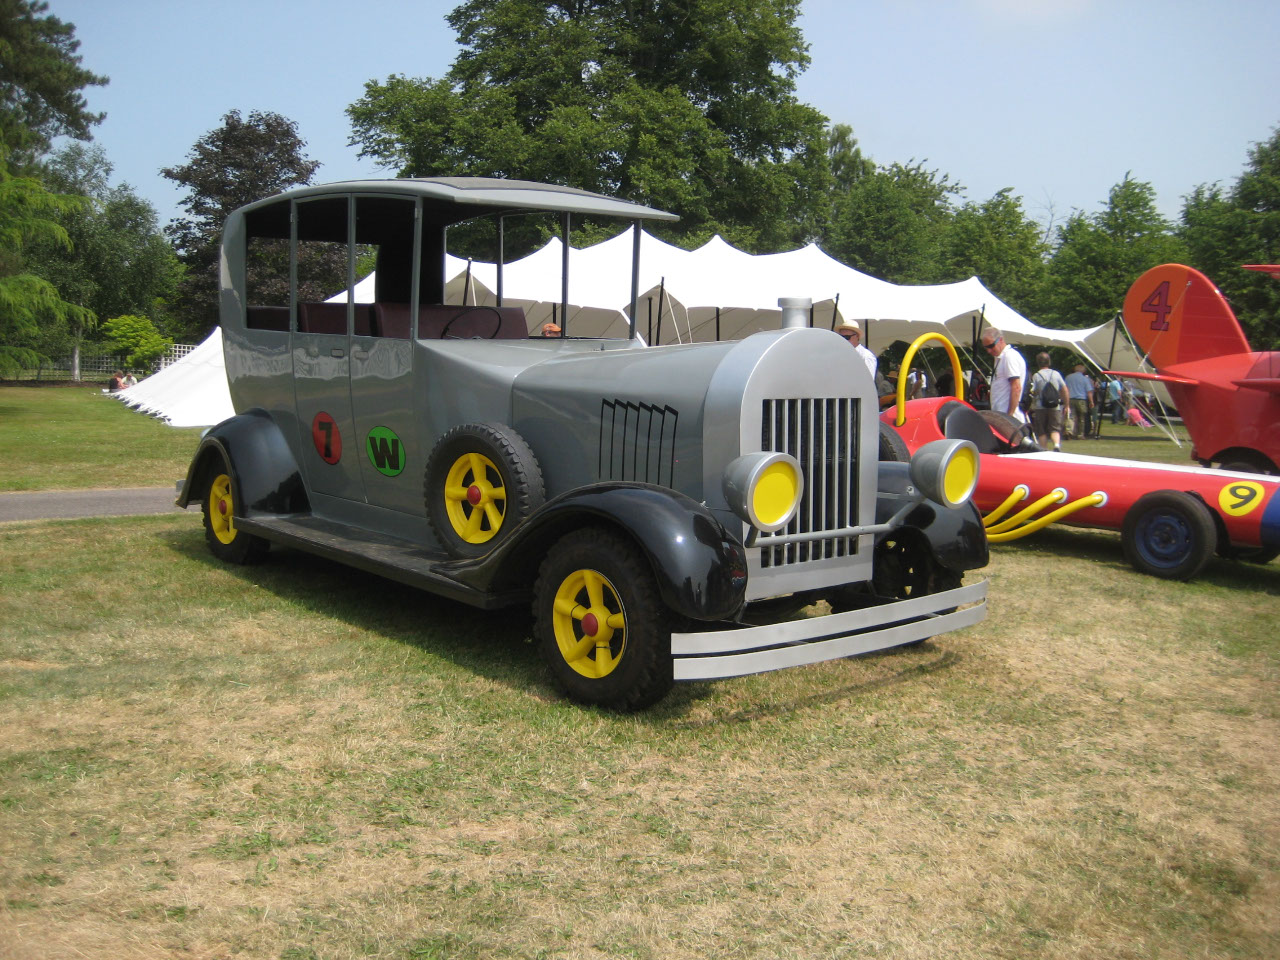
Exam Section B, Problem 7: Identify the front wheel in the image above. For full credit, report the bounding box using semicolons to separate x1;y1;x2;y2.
533;528;673;711
1121;490;1216;580
201;463;269;564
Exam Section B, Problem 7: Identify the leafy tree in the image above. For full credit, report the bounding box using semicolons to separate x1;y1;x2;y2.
1038;175;1186;328
163;110;320;339
102;313;171;370
0;0;107;167
26;143;180;377
0;150;92;374
825;123;874;192
823;160;961;283
347;0;830;253
939;188;1048;317
1181;126;1280;349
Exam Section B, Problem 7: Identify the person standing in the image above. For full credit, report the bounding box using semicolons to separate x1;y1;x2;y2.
1064;363;1094;439
836;320;877;382
980;327;1027;424
1029;352;1069;451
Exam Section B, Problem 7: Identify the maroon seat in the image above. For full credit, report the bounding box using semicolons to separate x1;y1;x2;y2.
297;303;374;336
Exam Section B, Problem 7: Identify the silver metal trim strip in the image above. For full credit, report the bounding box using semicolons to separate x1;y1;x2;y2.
672;580;986;657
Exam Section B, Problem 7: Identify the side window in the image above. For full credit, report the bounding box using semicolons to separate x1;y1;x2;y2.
296;198;351;335
356;196;418;339
244;202;290;331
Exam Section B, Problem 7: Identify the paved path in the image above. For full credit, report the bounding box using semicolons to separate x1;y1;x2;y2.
0;486;187;523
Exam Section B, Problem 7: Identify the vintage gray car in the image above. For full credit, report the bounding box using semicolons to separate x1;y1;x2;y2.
178;178;988;710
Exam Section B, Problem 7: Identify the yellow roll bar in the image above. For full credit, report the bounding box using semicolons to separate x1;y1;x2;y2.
894;332;964;426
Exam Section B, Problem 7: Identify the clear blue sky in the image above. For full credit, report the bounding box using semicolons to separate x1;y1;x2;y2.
55;0;1280;236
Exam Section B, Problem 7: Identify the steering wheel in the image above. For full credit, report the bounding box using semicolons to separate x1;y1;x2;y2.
440;305;505;340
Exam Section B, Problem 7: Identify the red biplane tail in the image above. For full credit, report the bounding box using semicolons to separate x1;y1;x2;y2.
1121;264;1251;371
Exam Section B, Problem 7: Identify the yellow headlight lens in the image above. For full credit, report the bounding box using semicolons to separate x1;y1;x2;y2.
943;443;979;507
752;460;801;528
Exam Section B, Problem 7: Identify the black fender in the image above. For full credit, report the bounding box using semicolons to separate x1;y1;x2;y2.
177;410;309;516
875;462;989;573
443;482;748;622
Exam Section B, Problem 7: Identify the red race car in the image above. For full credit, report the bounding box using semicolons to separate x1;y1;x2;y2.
882;334;1280;581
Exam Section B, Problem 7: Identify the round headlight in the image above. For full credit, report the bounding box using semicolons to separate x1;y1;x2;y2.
909;439;979;509
723;451;804;533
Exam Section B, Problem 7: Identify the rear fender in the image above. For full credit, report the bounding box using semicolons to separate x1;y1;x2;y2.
177;410;308;516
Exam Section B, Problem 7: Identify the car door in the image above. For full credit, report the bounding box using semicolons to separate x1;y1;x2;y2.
349;195;421;514
291;195;366;504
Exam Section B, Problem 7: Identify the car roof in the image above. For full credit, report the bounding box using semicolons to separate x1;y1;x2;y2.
235;177;680;224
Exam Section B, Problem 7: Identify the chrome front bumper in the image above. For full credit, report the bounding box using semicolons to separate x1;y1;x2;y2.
671;580;987;681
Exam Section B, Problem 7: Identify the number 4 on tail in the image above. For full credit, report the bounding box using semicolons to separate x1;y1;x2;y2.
1142;280;1172;331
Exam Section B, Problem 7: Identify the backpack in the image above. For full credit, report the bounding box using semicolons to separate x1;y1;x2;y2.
1034;372;1060;408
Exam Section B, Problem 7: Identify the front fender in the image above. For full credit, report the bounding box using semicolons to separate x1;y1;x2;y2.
177;409;308;516
876;462;989;572
445;483;748;622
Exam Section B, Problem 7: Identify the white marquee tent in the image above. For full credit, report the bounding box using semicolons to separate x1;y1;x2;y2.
117;230;1148;428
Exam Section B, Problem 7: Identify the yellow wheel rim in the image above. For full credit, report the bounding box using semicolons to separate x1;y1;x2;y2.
208;473;237;545
552;568;627;679
443;452;507;544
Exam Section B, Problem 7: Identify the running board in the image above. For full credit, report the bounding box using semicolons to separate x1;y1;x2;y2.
235;515;522;609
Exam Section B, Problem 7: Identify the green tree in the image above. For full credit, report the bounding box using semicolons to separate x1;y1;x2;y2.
162;110;321;339
0;0;107;167
1039;175;1186;328
0;150;92;374
823;160;961;283
939;188;1048;317
1181;126;1280;349
102;313;171;370
27;143;180;377
347;0;830;253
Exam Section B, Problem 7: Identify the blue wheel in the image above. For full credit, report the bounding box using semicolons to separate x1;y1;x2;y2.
1121;490;1216;581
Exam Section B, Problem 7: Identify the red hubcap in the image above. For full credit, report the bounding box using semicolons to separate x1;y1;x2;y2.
218;499;227;516
467;484;482;505
581;612;599;636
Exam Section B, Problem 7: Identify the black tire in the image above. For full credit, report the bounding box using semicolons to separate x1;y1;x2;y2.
201;459;269;565
424;423;544;559
1121;490;1216;580
829;534;961;646
533;528;674;711
1219;457;1277;476
978;409;1038;451
878;420;910;462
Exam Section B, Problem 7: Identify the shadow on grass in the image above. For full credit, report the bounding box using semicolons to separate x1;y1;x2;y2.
164;526;555;701
161;523;965;718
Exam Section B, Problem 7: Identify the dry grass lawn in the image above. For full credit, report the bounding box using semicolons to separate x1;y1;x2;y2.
1;515;1277;959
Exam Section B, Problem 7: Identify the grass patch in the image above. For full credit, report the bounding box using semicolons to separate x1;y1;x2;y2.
1;513;1277;958
0;386;202;492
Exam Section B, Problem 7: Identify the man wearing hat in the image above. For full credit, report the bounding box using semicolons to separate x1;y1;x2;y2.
837;320;877;381
541;322;562;337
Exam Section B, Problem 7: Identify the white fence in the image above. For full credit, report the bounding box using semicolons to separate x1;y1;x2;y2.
13;343;198;380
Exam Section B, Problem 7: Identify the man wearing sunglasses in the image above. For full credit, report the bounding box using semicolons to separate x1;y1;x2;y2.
836;320;878;381
981;327;1027;423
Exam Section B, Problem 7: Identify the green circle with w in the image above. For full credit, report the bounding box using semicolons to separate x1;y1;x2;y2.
366;426;405;477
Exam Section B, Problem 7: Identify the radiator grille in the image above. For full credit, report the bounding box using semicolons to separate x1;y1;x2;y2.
599;399;678;486
758;397;860;567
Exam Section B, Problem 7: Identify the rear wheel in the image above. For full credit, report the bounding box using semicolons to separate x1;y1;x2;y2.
201;461;269;564
1121;490;1216;580
878;420;909;462
533;528;673;711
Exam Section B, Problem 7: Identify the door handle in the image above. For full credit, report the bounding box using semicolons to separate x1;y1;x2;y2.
330;348;345;358
353;349;369;360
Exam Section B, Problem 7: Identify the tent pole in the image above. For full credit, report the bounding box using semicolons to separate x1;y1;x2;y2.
830;294;840;330
715;306;721;343
647;297;652;345
656;277;666;346
560;212;570;335
464;260;473;306
629;221;641;340
1107;312;1120;369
